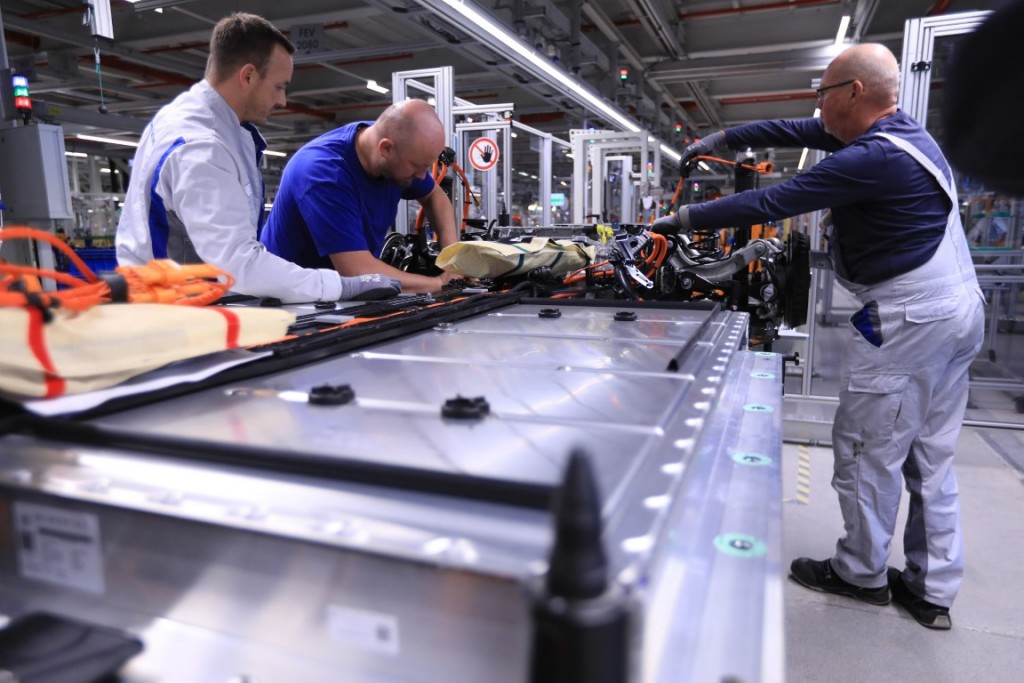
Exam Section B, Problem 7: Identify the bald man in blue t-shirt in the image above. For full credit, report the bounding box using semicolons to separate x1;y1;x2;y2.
261;99;462;293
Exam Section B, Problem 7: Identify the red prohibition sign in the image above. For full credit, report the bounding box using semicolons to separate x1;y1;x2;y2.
468;137;499;171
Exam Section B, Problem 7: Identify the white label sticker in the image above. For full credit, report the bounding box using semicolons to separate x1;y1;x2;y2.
14;501;105;594
327;604;400;656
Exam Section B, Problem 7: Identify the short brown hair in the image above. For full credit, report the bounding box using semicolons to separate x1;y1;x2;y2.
206;13;294;83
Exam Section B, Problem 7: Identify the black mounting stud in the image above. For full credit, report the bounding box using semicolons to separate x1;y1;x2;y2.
308;384;355;406
441;395;490;419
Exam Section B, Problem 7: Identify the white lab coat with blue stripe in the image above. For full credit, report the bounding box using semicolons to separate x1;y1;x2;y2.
116;79;343;303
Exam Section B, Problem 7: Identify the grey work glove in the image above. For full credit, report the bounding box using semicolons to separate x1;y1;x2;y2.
651;205;691;236
680;130;726;168
339;273;402;301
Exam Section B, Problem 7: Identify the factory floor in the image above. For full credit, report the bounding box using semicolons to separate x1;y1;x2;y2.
781;286;1024;683
781;426;1024;683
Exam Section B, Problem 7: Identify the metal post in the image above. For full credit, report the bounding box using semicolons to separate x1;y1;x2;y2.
589;144;603;221
571;130;588;224
501;122;511;225
391;67;456;236
0;5;8;71
0;7;15;131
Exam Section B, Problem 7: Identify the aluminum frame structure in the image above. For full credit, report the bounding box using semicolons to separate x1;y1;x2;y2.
389;70;570;232
570;129;662;224
511;119;571;228
456;119;511;229
897;11;991;123
604;155;635;225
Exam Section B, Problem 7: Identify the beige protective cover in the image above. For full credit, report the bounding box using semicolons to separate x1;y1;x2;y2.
0;304;294;398
435;237;596;278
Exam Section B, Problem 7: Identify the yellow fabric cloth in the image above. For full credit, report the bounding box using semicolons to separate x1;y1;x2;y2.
435;237;595;278
0;304;294;398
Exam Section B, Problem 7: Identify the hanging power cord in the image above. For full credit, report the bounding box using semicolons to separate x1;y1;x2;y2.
93;41;108;114
416;147;479;236
666;155;775;211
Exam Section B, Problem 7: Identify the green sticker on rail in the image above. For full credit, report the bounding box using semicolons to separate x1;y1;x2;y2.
743;403;774;413
714;533;767;558
751;372;776;380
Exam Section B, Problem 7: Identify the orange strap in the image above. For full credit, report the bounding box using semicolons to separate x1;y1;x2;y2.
25;306;66;398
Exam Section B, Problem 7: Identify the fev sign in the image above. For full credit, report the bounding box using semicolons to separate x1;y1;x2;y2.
292;24;326;55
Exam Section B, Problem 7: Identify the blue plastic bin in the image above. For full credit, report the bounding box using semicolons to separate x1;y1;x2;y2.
64;248;118;278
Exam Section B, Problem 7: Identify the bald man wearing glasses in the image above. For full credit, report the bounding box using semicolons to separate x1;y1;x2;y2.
655;43;984;630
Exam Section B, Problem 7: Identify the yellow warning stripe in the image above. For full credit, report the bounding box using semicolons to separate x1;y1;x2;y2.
795;445;811;504
785;445;812;505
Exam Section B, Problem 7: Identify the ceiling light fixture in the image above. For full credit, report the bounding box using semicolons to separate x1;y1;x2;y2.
366;80;390;94
797;148;810;171
76;133;139;148
835;15;851;46
263;150;287;158
125;0;199;10
659;144;681;164
65;151;88;158
414;0;680;160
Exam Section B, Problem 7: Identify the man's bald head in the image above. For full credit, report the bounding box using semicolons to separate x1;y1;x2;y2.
359;99;446;188
827;43;900;107
818;43;900;144
376;99;445;150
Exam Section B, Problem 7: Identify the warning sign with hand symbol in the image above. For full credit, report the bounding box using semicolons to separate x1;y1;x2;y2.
469;137;499;172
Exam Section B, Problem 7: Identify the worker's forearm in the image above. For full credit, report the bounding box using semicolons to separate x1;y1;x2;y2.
435;221;458;249
330;250;446;293
422;186;458;248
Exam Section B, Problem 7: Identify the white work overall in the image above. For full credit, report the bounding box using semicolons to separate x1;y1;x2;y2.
828;132;985;607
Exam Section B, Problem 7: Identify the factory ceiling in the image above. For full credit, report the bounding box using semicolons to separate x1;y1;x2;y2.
0;0;1003;194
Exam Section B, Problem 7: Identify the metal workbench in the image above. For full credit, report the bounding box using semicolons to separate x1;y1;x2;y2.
0;296;785;682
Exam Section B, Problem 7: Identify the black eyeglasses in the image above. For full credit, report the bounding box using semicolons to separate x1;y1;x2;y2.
815;79;856;100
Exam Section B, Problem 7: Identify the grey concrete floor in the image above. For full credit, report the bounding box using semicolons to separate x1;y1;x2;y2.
781;426;1024;683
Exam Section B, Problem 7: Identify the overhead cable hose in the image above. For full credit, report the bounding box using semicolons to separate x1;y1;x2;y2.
94;42;108;114
693;155;774;174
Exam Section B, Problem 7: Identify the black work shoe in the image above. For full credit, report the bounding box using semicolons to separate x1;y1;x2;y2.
789;557;890;605
887;567;952;630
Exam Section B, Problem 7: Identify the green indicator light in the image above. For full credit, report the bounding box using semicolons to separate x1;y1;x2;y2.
714;533;767;558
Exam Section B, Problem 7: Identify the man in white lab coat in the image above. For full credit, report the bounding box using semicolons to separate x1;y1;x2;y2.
116;12;399;303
